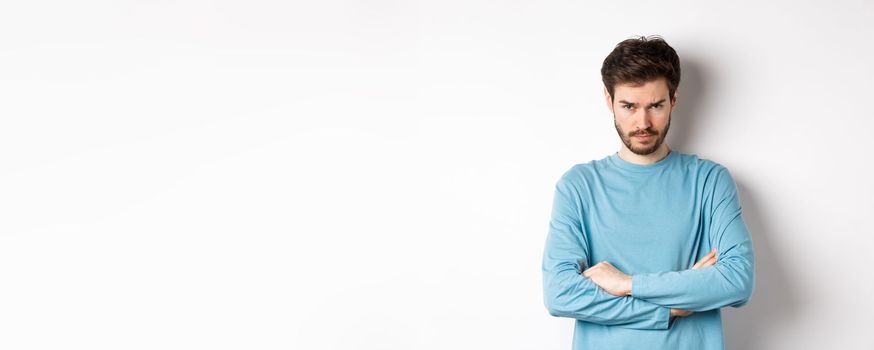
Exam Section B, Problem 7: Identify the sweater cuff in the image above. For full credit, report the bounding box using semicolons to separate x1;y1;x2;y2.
631;273;651;299
633;275;673;329
655;305;671;330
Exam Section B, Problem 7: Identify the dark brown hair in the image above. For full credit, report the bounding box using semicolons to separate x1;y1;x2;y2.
601;35;681;101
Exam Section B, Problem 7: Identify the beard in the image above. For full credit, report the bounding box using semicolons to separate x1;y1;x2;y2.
613;112;671;156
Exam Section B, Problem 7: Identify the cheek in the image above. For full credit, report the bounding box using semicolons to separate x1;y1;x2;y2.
615;116;633;129
654;115;671;127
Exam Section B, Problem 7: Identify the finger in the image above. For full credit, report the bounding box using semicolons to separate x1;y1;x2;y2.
697;250;716;263
696;254;718;269
679;310;693;317
704;249;716;259
706;250;719;263
692;250;716;269
702;253;718;267
692;251;716;269
583;262;606;276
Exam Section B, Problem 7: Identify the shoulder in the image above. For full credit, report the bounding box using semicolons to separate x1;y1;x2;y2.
673;151;733;177
555;155;612;187
678;152;739;194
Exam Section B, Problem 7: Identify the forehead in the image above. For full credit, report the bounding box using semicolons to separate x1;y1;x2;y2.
613;77;670;101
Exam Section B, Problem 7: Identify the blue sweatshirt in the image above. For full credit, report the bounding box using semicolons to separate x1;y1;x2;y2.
541;149;755;350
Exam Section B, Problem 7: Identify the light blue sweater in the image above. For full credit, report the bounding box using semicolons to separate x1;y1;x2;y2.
541;149;755;350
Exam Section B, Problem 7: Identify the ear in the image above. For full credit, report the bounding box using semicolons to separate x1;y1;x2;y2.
604;86;613;112
671;91;679;111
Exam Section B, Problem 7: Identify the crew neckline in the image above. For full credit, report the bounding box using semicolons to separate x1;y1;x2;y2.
608;149;677;172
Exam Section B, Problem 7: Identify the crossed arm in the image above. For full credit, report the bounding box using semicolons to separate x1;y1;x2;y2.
583;249;718;318
542;168;755;329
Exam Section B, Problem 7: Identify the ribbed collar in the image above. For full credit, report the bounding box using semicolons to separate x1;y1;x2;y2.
607;149;676;173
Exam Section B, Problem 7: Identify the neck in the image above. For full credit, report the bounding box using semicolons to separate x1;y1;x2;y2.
618;144;671;165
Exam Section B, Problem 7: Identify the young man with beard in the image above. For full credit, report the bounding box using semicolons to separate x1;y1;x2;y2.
541;36;755;349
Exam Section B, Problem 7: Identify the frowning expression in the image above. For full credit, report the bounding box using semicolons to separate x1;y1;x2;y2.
605;77;677;156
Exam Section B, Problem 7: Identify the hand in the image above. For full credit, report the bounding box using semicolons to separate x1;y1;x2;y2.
671;308;693;317
670;249;719;318
582;261;632;297
691;248;718;269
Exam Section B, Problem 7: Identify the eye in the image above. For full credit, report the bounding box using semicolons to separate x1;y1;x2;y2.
622;105;634;110
650;104;663;109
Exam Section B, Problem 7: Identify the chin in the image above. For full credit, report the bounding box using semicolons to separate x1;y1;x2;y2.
629;140;662;155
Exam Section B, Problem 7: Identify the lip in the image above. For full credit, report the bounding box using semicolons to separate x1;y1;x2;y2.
633;134;653;140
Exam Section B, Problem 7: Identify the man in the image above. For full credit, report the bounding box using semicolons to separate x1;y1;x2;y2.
541;35;755;349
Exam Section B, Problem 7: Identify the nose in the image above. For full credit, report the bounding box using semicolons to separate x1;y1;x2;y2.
632;109;652;132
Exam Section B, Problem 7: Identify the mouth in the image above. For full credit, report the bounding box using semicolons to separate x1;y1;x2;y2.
633;133;653;141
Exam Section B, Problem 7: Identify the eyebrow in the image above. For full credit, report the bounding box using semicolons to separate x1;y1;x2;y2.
618;99;667;107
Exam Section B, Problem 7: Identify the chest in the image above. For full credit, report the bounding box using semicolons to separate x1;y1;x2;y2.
581;173;706;273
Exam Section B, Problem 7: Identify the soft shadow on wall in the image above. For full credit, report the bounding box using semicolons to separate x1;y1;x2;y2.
671;58;798;350
723;180;798;349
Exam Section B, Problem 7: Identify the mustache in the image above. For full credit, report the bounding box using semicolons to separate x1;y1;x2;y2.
629;130;657;137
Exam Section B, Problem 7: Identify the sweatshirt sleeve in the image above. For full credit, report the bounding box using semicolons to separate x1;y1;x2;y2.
630;166;756;312
542;173;672;330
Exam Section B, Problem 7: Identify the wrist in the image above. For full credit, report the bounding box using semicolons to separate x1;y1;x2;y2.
624;275;633;296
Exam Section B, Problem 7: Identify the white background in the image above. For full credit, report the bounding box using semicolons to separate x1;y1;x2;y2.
1;1;872;349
